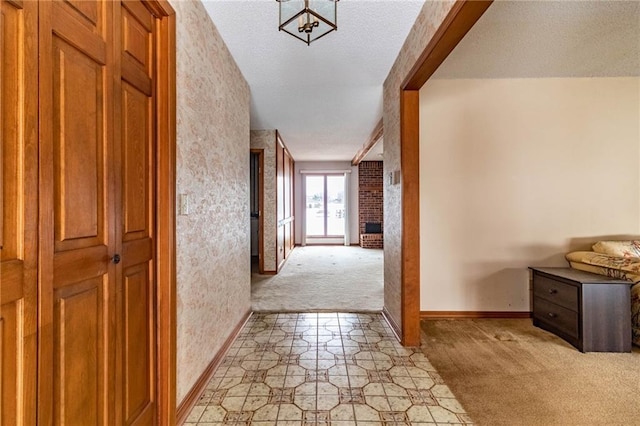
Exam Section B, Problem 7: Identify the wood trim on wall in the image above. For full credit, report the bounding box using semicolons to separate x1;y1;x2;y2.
421;311;532;319
351;119;384;166
398;0;493;347
292;154;296;246
275;130;295;273
400;90;421;347
275;133;284;271
149;1;177;424
382;307;402;343
402;1;494;90
176;310;253;425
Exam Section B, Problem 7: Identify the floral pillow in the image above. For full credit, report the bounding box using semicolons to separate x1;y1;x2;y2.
592;240;640;258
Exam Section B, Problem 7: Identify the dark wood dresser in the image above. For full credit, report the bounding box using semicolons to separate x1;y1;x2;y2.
529;267;632;352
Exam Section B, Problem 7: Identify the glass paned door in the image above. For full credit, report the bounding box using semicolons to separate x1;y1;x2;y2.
327;176;345;236
305;174;345;237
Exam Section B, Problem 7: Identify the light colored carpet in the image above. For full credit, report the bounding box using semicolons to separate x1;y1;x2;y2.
251;246;383;312
420;319;640;426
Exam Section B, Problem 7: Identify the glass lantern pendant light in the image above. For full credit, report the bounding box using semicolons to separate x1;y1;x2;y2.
276;0;339;46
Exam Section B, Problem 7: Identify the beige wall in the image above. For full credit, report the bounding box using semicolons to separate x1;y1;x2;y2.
382;1;457;328
172;0;251;404
419;77;640;311
294;161;359;245
250;130;277;272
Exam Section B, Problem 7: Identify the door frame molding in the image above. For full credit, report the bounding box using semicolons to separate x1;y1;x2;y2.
251;148;265;274
301;172;349;241
145;1;177;424
398;0;493;346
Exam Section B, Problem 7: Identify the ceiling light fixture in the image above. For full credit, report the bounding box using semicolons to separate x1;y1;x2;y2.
276;0;339;46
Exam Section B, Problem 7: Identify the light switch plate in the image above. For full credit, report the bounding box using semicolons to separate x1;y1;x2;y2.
179;193;190;215
389;170;401;185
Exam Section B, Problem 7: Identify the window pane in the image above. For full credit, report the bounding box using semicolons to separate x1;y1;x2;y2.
326;175;345;236
305;176;325;236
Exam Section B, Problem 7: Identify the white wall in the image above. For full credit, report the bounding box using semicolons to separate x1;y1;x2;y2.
294;161;359;245
419;77;640;312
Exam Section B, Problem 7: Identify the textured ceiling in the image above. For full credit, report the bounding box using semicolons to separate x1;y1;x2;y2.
203;1;639;162
202;0;425;161
433;1;640;79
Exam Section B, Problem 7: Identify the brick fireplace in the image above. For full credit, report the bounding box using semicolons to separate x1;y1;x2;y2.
358;161;383;249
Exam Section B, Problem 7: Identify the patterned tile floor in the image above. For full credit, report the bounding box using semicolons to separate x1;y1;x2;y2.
185;313;472;425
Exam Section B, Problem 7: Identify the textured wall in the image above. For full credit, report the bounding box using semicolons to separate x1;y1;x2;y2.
250;130;277;272
382;1;456;329
172;0;251;404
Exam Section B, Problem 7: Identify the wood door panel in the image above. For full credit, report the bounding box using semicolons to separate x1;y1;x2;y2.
1;0;21;263
123;264;154;424
53;245;109;289
36;1;167;423
64;0;98;25
284;151;291;219
122;0;152;32
1;302;22;426
1;0;37;424
52;5;107;65
59;0;102;34
122;59;153;97
118;2;157;424
122;82;151;239
41;0;114;423
276;140;284;268
121;1;152;95
284;224;291;259
122;238;152;269
1;261;24;302
123;8;150;71
53;36;106;250
54;278;106;426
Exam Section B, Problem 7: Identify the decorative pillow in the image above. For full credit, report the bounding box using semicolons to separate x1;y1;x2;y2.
592;240;640;258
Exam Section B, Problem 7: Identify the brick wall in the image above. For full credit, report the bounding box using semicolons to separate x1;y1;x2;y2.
359;161;383;248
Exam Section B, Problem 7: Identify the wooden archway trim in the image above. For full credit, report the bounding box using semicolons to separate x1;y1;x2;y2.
402;1;493;91
399;0;493;346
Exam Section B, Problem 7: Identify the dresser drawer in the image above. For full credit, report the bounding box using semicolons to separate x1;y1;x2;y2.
533;275;578;311
533;297;579;339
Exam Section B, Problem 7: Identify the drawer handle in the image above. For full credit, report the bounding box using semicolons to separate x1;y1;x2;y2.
548;312;557;318
548;289;558;295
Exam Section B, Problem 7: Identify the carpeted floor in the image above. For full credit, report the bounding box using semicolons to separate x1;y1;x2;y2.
420;319;640;426
251;246;383;312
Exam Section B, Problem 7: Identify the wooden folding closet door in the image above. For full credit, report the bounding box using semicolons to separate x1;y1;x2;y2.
116;1;158;424
1;1;39;424
38;0;159;424
38;0;117;423
0;0;171;423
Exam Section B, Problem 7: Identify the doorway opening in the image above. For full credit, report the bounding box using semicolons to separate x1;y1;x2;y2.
250;149;264;273
251;163;383;312
304;174;347;244
396;1;492;345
